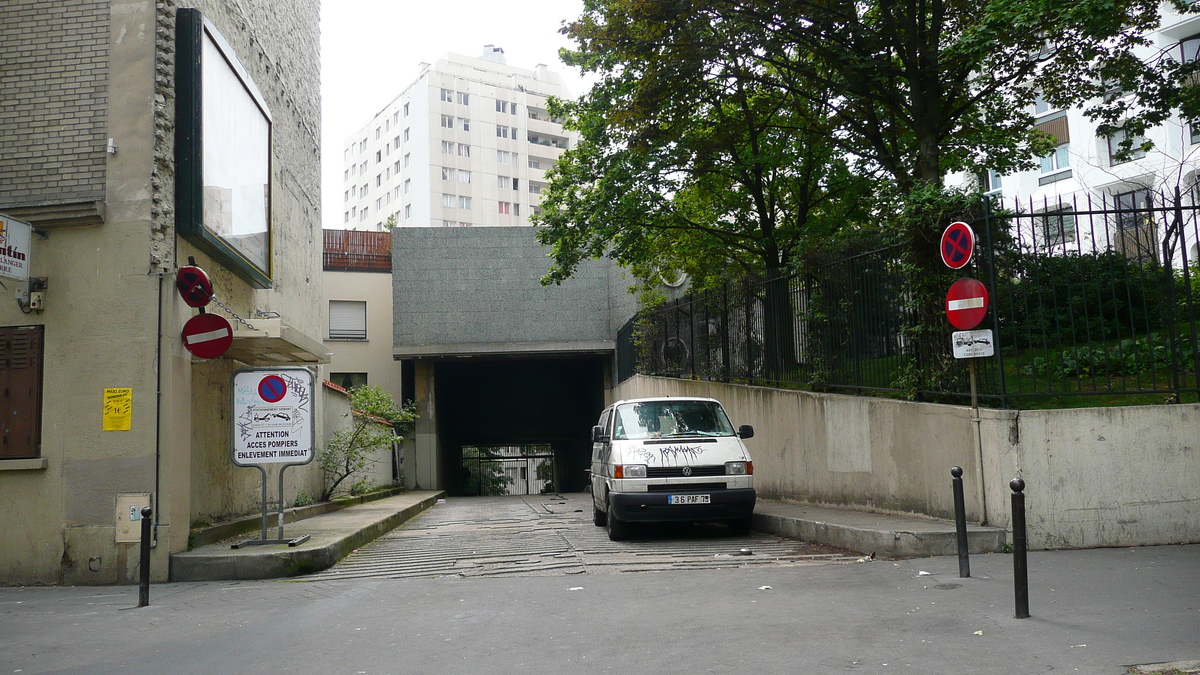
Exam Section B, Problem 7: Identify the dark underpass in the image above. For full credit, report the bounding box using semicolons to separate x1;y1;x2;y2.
434;357;606;496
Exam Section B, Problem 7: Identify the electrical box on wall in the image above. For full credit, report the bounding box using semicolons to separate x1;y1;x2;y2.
115;493;152;544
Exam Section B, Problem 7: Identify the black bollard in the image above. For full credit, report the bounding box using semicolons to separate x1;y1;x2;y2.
137;506;152;608
952;466;970;578
1010;478;1029;619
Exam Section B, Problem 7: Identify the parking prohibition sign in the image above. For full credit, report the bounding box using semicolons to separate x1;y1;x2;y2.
175;264;213;308
258;375;287;403
940;222;976;269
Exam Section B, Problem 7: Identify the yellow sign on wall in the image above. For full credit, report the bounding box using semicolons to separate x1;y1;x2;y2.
103;388;132;431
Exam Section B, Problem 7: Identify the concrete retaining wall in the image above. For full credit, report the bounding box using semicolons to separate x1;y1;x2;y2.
980;405;1200;549
612;376;1200;549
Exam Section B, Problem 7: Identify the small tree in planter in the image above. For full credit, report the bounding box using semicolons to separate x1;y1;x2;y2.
320;385;417;501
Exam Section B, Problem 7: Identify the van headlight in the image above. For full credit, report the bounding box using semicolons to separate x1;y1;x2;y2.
725;461;752;475
615;464;647;479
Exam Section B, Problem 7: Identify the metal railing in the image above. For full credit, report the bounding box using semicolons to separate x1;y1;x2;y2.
323;229;392;272
620;186;1200;406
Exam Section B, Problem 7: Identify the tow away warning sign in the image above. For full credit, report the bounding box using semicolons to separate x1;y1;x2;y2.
231;368;314;466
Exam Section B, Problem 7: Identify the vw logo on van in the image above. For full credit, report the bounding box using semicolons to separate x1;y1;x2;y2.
682;466;692;476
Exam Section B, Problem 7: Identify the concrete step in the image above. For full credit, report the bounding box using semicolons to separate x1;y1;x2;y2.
170;491;445;582
753;499;1007;558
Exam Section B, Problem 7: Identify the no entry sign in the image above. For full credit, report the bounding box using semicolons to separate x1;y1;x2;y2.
231;368;315;466
181;312;233;359
940;222;976;269
945;278;989;330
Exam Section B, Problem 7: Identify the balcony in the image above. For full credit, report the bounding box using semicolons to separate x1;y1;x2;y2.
323;229;392;272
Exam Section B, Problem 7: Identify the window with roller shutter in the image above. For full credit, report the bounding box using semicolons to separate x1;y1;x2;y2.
0;325;44;460
328;301;367;340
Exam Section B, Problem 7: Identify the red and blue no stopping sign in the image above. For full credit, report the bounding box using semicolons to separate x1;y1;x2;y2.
175;264;214;308
940;222;976;270
258;375;288;403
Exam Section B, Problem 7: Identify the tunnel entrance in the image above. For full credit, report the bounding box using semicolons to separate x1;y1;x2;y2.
435;357;606;496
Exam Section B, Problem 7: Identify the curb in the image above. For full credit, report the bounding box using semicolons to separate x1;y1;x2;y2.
752;511;1007;558
170;491;443;582
189;487;408;549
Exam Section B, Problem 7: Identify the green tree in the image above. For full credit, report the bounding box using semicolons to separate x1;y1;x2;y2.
588;0;1173;187
538;20;870;289
319;386;417;501
536;17;874;373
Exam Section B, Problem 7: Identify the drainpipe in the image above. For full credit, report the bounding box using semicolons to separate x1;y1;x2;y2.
153;273;165;546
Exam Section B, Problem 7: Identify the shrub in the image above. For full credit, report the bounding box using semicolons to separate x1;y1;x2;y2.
320;386;417;501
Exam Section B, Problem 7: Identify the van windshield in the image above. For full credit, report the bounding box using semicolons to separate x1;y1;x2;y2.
612;400;735;440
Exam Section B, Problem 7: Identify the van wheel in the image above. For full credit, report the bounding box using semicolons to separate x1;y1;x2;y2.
729;516;753;536
606;495;630;541
592;499;607;527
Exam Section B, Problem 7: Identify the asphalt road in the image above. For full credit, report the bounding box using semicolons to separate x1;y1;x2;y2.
2;497;1198;674
302;494;864;581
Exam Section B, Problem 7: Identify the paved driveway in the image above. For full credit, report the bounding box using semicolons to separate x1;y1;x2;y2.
301;493;862;580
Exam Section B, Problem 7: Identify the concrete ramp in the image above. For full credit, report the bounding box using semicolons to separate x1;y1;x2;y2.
170;491;444;582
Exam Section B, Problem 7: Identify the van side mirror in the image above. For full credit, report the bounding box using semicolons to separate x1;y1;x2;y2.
592;425;609;443
738;424;754;439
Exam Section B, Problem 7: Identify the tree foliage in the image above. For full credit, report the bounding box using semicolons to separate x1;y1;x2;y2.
319;386;417;501
534;6;874;289
562;0;1188;189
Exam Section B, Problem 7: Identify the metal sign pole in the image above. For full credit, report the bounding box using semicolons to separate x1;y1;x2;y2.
258;465;268;541
232;462;310;548
970;358;989;525
277;464;289;540
969;359;978;411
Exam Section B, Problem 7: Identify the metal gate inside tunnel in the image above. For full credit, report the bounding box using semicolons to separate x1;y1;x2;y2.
461;444;555;496
435;357;606;496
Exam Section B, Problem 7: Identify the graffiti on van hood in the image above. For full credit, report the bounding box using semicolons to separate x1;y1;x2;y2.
658;445;704;464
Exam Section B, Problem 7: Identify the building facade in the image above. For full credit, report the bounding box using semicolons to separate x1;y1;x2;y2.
952;7;1200;268
340;46;577;231
0;0;325;584
321;229;404;405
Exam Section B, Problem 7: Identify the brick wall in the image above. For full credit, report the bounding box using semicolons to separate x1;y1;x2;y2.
0;0;109;210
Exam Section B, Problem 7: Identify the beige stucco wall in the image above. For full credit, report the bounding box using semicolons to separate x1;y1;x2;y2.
0;0;166;586
614;376;1200;550
321;269;402;404
0;0;322;585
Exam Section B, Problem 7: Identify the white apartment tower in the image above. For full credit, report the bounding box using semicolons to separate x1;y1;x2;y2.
949;7;1200;267
341;46;576;231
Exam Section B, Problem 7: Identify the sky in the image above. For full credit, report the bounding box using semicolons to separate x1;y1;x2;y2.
318;0;592;230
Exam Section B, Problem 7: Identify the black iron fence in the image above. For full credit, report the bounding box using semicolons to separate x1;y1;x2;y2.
620;186;1200;407
461;445;556;496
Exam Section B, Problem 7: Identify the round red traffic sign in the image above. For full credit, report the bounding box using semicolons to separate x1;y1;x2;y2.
176;265;214;308
258;375;288;403
940;222;976;269
181;312;233;359
946;278;989;330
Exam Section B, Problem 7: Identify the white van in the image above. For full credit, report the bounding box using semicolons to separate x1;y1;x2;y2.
590;396;756;540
